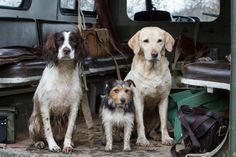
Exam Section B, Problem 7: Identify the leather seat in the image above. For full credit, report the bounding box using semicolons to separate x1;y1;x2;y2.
0;47;41;65
0;59;46;78
182;61;230;83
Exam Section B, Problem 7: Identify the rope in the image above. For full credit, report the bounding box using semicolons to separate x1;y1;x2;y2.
78;0;86;31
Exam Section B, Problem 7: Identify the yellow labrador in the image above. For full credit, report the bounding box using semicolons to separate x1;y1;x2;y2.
125;27;175;146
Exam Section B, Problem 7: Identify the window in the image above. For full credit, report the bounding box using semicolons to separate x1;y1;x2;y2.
60;0;95;12
80;0;94;12
0;0;22;7
127;0;220;22
60;0;76;10
127;0;146;20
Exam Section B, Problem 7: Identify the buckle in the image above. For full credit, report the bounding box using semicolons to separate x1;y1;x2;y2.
218;125;227;136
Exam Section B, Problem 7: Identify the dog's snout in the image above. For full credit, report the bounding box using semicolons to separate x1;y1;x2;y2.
151;53;158;58
151;49;158;58
63;47;71;55
120;98;126;104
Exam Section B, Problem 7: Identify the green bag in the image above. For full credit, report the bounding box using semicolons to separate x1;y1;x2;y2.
0;106;17;143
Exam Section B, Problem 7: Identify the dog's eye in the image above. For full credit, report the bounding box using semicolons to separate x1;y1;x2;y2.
125;89;129;93
157;39;163;43
57;37;64;42
143;39;149;43
69;37;75;42
113;89;119;93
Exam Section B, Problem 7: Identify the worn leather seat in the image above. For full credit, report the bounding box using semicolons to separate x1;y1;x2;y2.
0;59;46;79
182;60;230;83
0;49;132;85
0;47;42;65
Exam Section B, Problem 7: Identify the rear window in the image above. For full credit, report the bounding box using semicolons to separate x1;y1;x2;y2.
0;0;22;7
127;0;220;22
80;0;94;12
60;0;95;12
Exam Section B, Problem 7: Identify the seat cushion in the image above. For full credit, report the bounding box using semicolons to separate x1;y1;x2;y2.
0;59;46;79
183;61;230;83
0;47;41;65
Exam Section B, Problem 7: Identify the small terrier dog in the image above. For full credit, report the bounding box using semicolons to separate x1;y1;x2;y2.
101;79;135;151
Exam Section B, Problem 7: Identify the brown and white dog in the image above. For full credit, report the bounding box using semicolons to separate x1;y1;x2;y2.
29;30;86;153
101;79;135;151
125;27;175;146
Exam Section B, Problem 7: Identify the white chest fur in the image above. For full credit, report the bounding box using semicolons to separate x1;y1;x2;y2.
101;108;134;127
35;63;82;112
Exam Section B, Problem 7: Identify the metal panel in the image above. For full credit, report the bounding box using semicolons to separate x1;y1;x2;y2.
0;18;39;47
230;0;236;156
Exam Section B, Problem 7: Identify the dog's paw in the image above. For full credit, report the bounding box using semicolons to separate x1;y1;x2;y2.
63;145;73;154
149;130;161;141
105;144;112;151
123;145;131;151
34;141;45;149
49;144;61;152
136;137;150;146
161;136;173;146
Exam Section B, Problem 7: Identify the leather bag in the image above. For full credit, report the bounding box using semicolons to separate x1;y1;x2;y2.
173;35;210;70
171;105;228;157
174;35;210;61
82;28;122;80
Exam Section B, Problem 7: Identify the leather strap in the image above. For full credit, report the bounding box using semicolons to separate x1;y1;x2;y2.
78;63;94;147
179;108;201;148
98;40;122;80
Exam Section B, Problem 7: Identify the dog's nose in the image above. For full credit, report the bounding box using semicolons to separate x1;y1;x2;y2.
120;98;126;104
151;53;158;58
63;47;71;55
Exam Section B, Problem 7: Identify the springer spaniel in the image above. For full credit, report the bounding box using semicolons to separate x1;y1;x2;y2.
29;30;86;153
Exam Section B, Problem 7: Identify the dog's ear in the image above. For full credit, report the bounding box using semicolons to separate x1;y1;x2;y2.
164;31;175;52
43;33;58;64
128;31;140;54
126;79;136;87
105;79;116;94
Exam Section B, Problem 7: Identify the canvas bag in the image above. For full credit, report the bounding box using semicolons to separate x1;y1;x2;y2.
83;28;111;58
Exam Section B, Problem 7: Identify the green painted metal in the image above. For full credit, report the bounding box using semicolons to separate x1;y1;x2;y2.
230;0;236;156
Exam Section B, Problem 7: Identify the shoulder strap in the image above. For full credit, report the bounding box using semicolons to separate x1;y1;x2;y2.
179;108;201;148
98;41;122;80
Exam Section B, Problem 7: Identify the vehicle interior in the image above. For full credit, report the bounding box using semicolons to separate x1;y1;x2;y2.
0;0;234;156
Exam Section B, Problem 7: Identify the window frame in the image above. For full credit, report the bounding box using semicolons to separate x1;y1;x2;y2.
0;0;31;10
